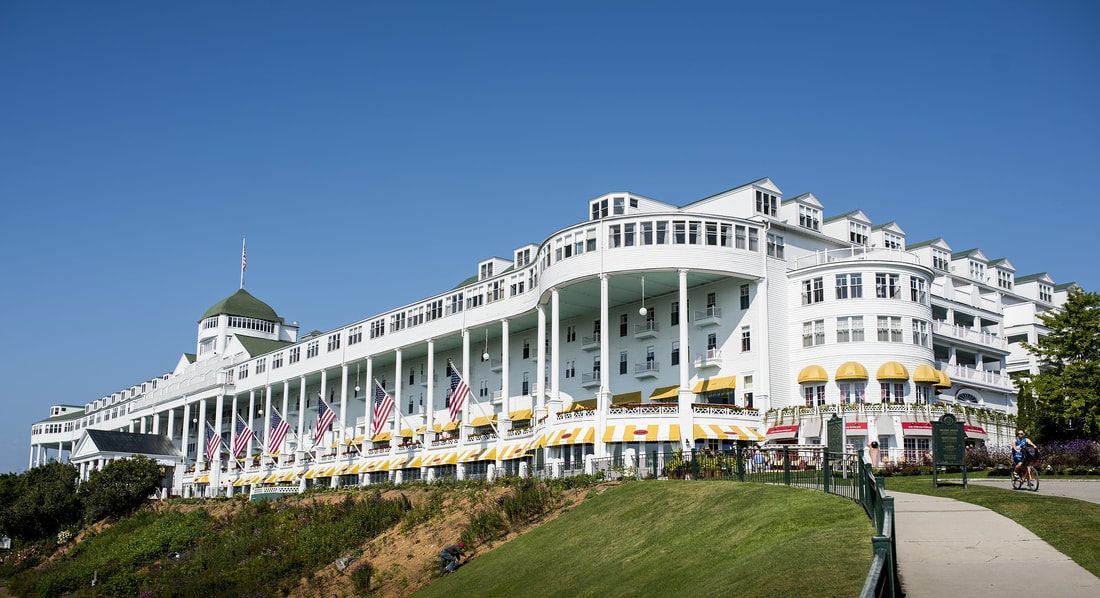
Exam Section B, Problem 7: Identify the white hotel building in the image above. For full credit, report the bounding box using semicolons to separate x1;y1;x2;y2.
27;178;1079;495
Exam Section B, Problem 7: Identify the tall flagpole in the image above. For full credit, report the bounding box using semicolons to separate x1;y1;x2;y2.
240;237;247;289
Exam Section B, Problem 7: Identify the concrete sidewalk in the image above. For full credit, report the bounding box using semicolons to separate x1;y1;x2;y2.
888;490;1100;597
970;479;1100;504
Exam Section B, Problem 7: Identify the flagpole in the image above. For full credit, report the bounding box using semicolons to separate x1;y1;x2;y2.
240;237;246;289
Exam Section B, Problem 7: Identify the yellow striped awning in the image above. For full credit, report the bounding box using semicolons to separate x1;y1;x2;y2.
649;385;679;401
509;409;533;420
442;421;460;432
372;432;392;442
876;361;910;381
565;400;596;413
264;473;280;483
433;423;445;433
457;448;483;463
692;423;764;442
363;459;389;473
406;456;424;469
935;369;952;389
836;361;869;380
302;467;318;479
611;391;641;405
531;433;548;449
546;426;595;446
193;474;209;484
501;438;537;460
692;375;737;393
234;477;247;487
479;447;498;461
348;436;365;445
415;425;428;435
332;464;350;476
798;365;829;384
425;452;458;467
603;423;682;443
470;415;497;427
912;364;940;383
399;428;414;438
388;457;409;471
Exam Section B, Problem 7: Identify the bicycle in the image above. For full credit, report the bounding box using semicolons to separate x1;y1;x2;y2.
1011;462;1040;492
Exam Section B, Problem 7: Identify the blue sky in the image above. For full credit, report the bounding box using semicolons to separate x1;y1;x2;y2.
0;1;1097;472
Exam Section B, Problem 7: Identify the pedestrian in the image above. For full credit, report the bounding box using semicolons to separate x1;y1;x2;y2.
868;441;881;467
439;542;465;575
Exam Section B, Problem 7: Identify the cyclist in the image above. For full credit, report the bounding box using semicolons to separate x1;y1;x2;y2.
1012;430;1037;482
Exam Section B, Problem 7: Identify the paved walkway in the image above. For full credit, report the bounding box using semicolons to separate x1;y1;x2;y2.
888;490;1100;597
971;479;1100;504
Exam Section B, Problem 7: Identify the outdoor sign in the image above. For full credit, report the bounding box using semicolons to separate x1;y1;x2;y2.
845;421;867;432
931;413;967;488
826;414;843;455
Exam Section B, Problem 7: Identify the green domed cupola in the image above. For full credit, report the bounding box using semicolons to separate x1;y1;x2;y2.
199;289;282;323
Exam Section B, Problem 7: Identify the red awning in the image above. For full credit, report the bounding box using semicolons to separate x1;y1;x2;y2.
901;421;932;437
845;421;868;434
963;425;987;440
765;425;799;442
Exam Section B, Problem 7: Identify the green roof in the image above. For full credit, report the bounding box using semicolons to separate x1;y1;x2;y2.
822;210;863;223
1015;272;1050;284
950;248;982;260
235;335;293;357
199;289;281;323
34;409;86;425
451;274;479;290
1054;282;1078;291
183;353;196;363
871;221;898;231
905;238;945;250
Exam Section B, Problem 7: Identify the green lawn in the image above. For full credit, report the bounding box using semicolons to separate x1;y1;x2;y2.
418;481;874;598
885;476;1100;577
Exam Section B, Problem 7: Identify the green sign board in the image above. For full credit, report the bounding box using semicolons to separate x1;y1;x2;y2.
931;413;968;488
826;414;843;455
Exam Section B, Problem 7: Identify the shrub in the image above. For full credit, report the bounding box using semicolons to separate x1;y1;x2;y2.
0;462;83;543
460;479;563;547
79;456;164;523
350;562;374;593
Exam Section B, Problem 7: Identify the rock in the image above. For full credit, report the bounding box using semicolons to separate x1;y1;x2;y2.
335;554;355;573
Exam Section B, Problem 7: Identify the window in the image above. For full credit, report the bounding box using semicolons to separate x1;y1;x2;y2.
915;385;930;404
741;326;751;352
740;284;750;310
802;277;824;305
593;356;601;376
620;313;628;337
619;351;628;375
227;316;275;334
688;221;701;244
766;233;784;258
656;221;668;244
238;365;249;380
706;333;717;351
875;273;900;299
910;277;928;304
289;346;300;364
592;319;601;336
480;262;494;280
369;319;385;339
720;223;732;247
969;260;986;282
613;197;625;215
882;232;903;250
876;316;903;342
705;222;718;245
671;301;679;326
479;380;488;398
673;220;686;244
201;316;219;330
735;225;746;249
748;227;759;251
881;382;905;404
624;223;636;246
849;222;869;245
272;353;283;369
837;316;864;343
348;325;363;345
804;385;826;407
609;224;621;248
670;342;680;366
932;249;950;271
1039;284;1053;303
426;299;443;320
912;319;930;347
802;320;825;347
839;382;866;405
566;325;576;342
755;190;778;217
327;333;341;352
306;340;319;358
565;360;575;378
521;371;530;395
836;273;863;299
391;312;406;331
799;205;821;230
642;222;654;244
997;270;1013;290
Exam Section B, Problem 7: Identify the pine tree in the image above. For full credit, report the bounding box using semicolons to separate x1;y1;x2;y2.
1017;286;1100;441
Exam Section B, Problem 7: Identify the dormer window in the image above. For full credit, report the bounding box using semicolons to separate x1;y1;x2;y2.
798;205;821;231
1039;284;1053;303
883;232;903;250
932;249;950;271
969;261;986;282
849;222;869;245
997;270;1014;290
613;196;625;215
755;190;778;217
480;262;493;280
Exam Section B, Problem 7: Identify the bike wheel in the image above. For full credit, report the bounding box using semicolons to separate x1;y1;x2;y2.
1012;474;1022;490
1029;467;1039;492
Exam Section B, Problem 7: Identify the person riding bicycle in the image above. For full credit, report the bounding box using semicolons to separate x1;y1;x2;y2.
1012;430;1037;481
439;542;465;575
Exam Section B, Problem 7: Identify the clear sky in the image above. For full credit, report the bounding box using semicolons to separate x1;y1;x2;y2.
1;1;1097;473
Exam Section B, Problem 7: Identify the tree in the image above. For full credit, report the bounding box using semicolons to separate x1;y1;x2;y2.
78;456;164;523
1018;286;1100;441
0;462;82;543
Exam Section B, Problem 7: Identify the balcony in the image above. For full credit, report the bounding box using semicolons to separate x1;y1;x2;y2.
633;321;660;339
789;246;922;271
931;321;1009;352
491;390;504;403
489;358;502;372
580;372;600;389
693;306;721;328
633;361;660;379
608;403;678;416
937;362;1015;390
693;349;722;369
581;335;600;352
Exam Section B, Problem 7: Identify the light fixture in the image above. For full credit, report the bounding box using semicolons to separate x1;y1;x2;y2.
354;363;361;394
482;328;490;362
638;276;648;316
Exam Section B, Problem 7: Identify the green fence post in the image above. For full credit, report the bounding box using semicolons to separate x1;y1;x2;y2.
823;451;832;494
783;447;791;485
736;444;745;482
691;449;699;480
857;457;865;507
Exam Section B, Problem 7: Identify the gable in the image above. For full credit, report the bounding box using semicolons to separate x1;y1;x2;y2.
872;221;906;236
784;192;824;209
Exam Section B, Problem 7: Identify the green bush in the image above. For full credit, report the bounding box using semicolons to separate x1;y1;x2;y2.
0;462;83;543
460;479;563;547
78;456;164;523
350;561;374;592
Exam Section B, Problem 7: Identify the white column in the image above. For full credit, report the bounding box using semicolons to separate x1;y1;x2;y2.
339;364;349;445
297;376;307;451
196;398;207;465
426;341;435;440
536;304;547;420
139;416;147;434
363;358;373;449
246;390;255;460
167;408;175;444
229;395;238;468
461;330;470;442
213;395;224;467
597;274;610;458
392;349;402;463
318;371;327;445
550;288;561;414
128;420;135;433
263;387;273;454
181;400;191;463
501;318;510;418
280;381;290;459
152;411;160;435
677;269;693;451
28;444;34;469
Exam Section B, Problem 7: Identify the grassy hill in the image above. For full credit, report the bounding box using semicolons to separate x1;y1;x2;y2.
418;481;874;598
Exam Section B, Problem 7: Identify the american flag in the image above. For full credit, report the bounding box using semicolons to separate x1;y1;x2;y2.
205;421;222;460
241;240;247;271
268;407;290;455
313;395;336;443
447;360;469;422
232;414;254;458
372;380;394;437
